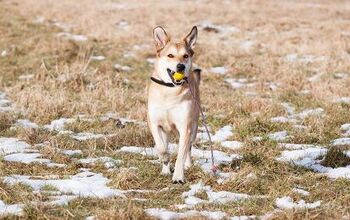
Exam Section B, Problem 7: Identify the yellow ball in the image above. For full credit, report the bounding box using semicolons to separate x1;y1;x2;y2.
173;72;185;81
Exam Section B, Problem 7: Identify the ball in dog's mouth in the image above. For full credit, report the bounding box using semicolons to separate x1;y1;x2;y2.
173;72;185;81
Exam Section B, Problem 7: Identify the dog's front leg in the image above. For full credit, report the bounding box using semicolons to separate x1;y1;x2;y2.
172;127;191;184
149;124;171;175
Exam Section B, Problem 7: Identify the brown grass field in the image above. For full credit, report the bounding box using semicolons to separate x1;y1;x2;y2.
0;0;350;219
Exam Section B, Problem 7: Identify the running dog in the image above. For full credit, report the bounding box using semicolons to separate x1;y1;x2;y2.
147;26;200;183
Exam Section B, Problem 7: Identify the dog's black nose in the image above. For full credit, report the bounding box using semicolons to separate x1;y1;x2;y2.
176;64;185;72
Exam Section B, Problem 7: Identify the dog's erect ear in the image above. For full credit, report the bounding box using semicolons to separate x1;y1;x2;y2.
184;26;198;49
153;26;169;51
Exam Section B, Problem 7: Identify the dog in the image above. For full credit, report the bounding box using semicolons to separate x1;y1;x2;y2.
147;26;201;184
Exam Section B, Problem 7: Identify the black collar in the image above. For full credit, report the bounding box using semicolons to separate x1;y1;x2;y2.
150;77;177;87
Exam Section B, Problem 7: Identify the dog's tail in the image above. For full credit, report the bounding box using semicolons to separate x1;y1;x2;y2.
192;68;201;86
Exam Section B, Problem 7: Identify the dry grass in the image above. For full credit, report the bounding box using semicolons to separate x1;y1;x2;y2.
0;0;350;219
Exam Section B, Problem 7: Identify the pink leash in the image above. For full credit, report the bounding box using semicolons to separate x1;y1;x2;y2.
185;78;217;175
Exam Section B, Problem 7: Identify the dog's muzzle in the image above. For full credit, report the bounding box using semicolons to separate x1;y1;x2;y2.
167;68;186;85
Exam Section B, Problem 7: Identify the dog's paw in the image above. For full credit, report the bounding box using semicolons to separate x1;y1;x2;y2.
161;162;171;175
172;179;186;184
172;173;185;184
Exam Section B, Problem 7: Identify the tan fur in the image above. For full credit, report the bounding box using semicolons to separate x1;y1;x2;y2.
147;26;200;183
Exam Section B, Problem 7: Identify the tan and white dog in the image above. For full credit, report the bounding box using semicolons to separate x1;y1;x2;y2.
147;26;200;183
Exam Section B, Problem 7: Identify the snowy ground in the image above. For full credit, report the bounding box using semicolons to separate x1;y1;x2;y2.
1;0;350;219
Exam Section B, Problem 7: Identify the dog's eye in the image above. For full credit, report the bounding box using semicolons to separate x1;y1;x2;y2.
183;54;189;59
167;54;174;58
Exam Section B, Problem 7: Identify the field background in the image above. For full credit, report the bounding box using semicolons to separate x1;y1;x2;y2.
0;0;350;219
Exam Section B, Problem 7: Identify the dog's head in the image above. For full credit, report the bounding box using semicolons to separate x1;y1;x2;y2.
153;26;197;81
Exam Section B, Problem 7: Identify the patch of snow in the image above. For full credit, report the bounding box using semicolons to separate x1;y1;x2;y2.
270;116;298;124
225;78;256;89
284;54;326;64
281;102;295;115
62;149;82;156
334;72;349;79
44;118;75;131
0;138;31;155
145;208;227;220
114;64;131;72
90;55;105;61
333;97;350;104
209;66;227;75
12;119;39;129
276;147;327;162
4;170;125;199
292;188;310;196
70;132;105;141
277;147;350;179
221;141;243;150
1;50;8;57
57;32;87;42
308;72;324;82
278;143;321;150
118;144;239;174
199;21;240;36
207;191;250;204
0;200;23;216
268;131;290;142
331;138;350;146
78;157;121;169
18;74;34;80
146;58;156;64
33;16;45;24
4;153;50;164
48;195;77;206
276;196;321;209
295;108;324;119
211;126;233;142
198;125;233;142
239;40;255;52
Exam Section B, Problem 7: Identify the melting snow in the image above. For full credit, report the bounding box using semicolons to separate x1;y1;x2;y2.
292;188;310;196
209;67;227;75
199;21;240;36
180;181;251;208
114;64;131;72
12;119;39;129
18;74;35;80
0;138;31;155
118;144;239;174
90;55;105;61
44;118;75;131
268;131;290;142
1;50;7;57
295;108;324;119
225;78;256;89
146;208;227;220
221;141;243;150
62;149;82;156
70;132;105;141
4;170;125;199
78;157;121;169
333;97;350;104
198;125;233;142
275;196;321;209
57;32;87;42
0;200;23;216
277;147;350;179
331;138;350;146
4;153;50;164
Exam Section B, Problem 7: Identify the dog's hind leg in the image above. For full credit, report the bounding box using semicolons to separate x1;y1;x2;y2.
150;124;171;175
